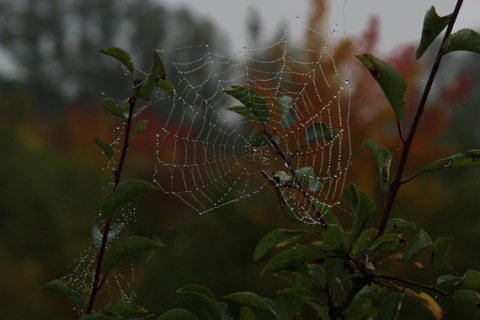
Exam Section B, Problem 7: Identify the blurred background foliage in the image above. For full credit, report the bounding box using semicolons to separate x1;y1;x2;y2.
0;0;479;318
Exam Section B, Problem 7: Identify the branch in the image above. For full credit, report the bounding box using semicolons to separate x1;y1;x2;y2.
377;0;464;236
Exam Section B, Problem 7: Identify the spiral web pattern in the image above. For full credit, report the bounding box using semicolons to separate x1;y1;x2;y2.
152;18;352;224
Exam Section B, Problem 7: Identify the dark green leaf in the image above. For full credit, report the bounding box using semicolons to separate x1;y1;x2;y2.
431;237;453;270
132;120;148;139
296;166;314;185
136;51;166;100
105;299;148;317
101;179;158;218
278;95;296;129
322;224;347;252
262;245;324;274
369;234;404;252
246;127;268;149
311;198;339;224
416;6;451;59
437;274;465;286
443;29;480;54
102;97;128;120
309;303;331;320
308;264;327;289
157;308;200;320
102;236;164;274
422;149;480;172
385;218;417;233
356;54;406;120
377;292;403;320
95;136;114;160
302;122;337;145
155;79;176;96
44;280;84;312
462;270;480;289
224;86;269;125
363;140;392;199
253;228;305;261
239;306;255;320
98;47;134;74
454;289;480;306
224;292;274;313
177;285;221;320
345;184;374;241
352;228;377;257
91;217;124;251
80;314;115;320
403;229;432;264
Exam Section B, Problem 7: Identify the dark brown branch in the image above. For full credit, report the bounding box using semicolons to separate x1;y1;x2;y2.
377;0;464;236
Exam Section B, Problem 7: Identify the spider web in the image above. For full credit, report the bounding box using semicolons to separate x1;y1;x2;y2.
152;17;352;224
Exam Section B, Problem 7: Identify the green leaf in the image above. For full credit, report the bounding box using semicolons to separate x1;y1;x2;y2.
91;217;124;251
309;303;331;319
278;95;296;129
462;270;480;289
311;198;338;224
454;289;480;306
351;228;377;257
322;224;347;252
403;229;432;264
308;264;327;289
385;218;417;233
177;285;221;320
262;245;325;274
95;136;114;160
105;299;148;317
356;54;406;120
246;127;269;149
155;79;176;96
101;179;158;218
431;237;453;270
363;140;392;199
296;166;314;185
80;314;115;320
157;308;200;320
416;6;451;59
345;184;374;241
102;97;128;120
421;149;480;172
253;228;305;261
224;86;269;125
98;47;134;74
224;292;274;314
132;120;148;139
443;29;480;54
437;274;465;286
136;50;166;100
102;236;164;274
44;279;84;312
369;233;404;252
302;122;337;145
376;292;403;320
239;306;255;320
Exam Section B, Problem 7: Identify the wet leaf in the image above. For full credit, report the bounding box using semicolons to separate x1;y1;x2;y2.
177;284;221;320
376;292;403;320
262;245;325;274
352;228;377;257
224;292;274;313
136;51;166;100
405;289;443;320
422;149;480;172
403;229;432;264
363;140;392;199
431;237;453;270
224;86;269;125
95;136;114;160
91;217;124;251
356;54;406;120
253;228;305;261
44;279;84;312
278;95;296;129
105;299;148;317
101;179;158;218
99;47;134;74
443;29;480;54
302;122;337;145
157;308;200;320
102;97;128;120
102;236;164;274
416;6;451;59
155;79;176;96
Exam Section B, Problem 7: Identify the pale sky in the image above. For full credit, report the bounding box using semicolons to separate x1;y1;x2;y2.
158;0;480;53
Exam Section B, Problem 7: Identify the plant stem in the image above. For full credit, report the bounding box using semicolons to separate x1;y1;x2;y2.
377;0;464;236
86;93;138;314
